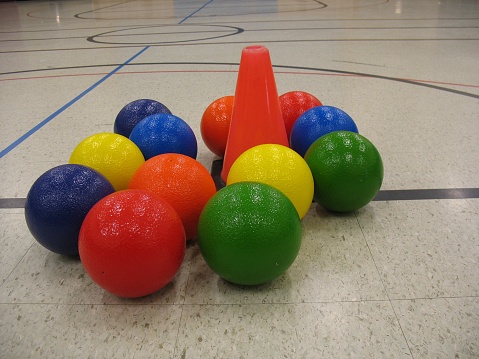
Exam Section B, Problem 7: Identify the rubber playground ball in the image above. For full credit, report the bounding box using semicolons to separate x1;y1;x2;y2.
79;189;186;298
129;153;217;241
198;182;302;286
24;164;115;256
227;144;314;219
200;95;234;157
114;99;171;138
69;133;145;191
279;91;322;139
290;105;358;157
129;113;198;160
304;131;383;212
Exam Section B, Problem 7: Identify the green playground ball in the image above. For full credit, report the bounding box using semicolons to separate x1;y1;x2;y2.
197;182;302;286
304;131;383;212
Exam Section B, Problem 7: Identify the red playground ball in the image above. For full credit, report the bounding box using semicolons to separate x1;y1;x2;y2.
279;91;322;139
79;189;186;298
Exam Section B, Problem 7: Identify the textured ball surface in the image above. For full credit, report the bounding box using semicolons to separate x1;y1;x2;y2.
200;95;234;157
114;99;171;138
25;164;115;256
290;105;358;157
279;91;322;139
79;189;186;298
227;144;314;219
69;132;145;191
129;113;197;160
129;153;217;241
305;131;383;212
198;182;302;286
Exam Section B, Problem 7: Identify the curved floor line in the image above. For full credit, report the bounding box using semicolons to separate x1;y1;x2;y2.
86;24;244;45
73;0;135;19
24;0;328;21
1;62;477;98
274;64;479;99
2;68;478;90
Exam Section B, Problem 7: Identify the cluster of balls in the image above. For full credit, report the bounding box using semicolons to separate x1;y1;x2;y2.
24;90;384;297
25;99;217;298
197;91;383;286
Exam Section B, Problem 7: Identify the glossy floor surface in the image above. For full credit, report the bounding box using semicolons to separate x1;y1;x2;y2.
1;0;478;358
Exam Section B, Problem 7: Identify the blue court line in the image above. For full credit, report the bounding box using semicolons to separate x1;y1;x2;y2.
179;0;214;24
0;1;213;159
0;46;150;159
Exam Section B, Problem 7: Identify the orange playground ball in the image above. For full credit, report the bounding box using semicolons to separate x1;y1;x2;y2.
129;154;217;240
200;96;234;157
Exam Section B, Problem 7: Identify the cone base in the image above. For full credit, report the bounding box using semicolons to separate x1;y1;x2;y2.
211;159;226;191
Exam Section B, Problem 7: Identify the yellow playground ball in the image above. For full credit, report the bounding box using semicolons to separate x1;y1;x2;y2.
69;133;145;191
227;144;314;219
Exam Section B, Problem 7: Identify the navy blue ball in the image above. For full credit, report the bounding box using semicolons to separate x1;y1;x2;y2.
290;106;359;157
129;113;198;160
114;99;171;138
24;164;115;256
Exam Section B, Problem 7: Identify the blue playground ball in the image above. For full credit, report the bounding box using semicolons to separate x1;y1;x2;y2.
114;99;171;138
129;113;198;160
290;105;359;157
24;164;115;256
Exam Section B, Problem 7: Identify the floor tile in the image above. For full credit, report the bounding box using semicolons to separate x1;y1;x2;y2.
356;200;479;299
175;301;411;359
0;158;63;198
393;297;479;358
0;303;182;359
0;212;33;285
381;150;479;191
0;239;192;305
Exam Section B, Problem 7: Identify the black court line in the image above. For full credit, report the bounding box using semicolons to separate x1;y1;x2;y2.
1;17;477;34
374;188;479;201
0;198;26;209
208;160;479;201
73;0;134;19
204;17;479;25
69;0;327;20
4;61;477;100
2;164;477;209
9;22;476;47
2;33;479;55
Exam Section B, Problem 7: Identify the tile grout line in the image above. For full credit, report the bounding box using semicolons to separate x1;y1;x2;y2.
171;246;196;358
354;212;416;359
2;295;478;307
0;241;35;292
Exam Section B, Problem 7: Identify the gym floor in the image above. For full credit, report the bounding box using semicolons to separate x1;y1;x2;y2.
1;0;478;358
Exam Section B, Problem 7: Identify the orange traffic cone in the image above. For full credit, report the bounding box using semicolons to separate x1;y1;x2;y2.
220;45;289;183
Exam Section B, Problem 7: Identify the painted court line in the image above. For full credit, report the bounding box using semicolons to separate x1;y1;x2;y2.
179;0;214;24
0;0;213;159
3;187;479;209
374;188;479;201
208;160;479;201
3;69;479;90
0;46;150;159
